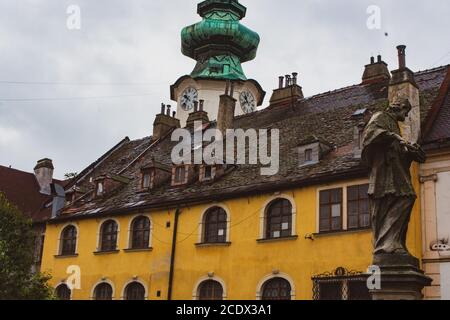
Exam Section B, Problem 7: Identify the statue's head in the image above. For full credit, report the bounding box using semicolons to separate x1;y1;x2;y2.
388;98;412;122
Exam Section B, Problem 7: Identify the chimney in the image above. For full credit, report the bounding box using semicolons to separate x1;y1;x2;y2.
361;55;390;85
397;45;406;69
269;72;304;106
34;158;54;195
388;45;420;143
217;82;236;138
186;100;209;128
153;103;180;141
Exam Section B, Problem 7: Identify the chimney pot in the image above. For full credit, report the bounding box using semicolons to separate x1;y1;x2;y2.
161;103;165;115
172;111;176;118
278;76;284;89
292;72;298;85
194;101;199;112
166;105;171;116
285;75;291;87
225;80;230;96
397;45;407;69
370;56;375;64
199;100;204;111
377;55;382;63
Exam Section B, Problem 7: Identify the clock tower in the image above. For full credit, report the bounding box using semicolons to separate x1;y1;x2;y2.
170;0;265;126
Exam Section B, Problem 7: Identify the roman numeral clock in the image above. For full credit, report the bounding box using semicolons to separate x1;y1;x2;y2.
170;0;266;127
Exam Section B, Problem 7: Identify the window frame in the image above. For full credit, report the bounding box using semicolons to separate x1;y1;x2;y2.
55;283;72;300
347;184;370;230
265;198;293;239
319;188;343;233
93;282;114;300
197;280;224;301
316;180;370;234
261;277;292;301
98;219;119;252
129;216;151;249
259;195;297;241
141;169;152;190
123;281;146;300
60;225;78;256
202;207;228;244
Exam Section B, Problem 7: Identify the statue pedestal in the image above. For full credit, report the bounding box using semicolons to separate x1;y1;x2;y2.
370;254;432;300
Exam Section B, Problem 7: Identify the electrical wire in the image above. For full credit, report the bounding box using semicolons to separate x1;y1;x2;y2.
0;93;155;102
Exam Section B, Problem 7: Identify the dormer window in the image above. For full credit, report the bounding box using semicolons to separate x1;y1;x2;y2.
305;149;313;163
141;170;152;189
205;166;212;179
96;181;104;196
199;165;216;182
172;165;189;186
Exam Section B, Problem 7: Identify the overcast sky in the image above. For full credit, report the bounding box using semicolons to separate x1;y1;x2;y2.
0;0;449;178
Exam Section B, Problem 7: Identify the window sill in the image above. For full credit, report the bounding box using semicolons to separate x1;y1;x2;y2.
195;242;231;248
93;250;120;255
257;235;298;243
54;254;78;259
123;248;153;253
314;227;371;238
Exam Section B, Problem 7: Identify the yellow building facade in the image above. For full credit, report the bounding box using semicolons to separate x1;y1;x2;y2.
41;175;423;300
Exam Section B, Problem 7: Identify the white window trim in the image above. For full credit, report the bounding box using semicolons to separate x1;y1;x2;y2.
90;278;116;300
126;214;154;249
56;222;80;256
259;194;297;240
316;179;369;233
120;278;149;300
198;203;231;244
256;272;296;300
192;275;227;300
96;218;121;252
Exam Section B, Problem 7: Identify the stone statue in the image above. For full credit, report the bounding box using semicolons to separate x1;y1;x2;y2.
362;98;426;261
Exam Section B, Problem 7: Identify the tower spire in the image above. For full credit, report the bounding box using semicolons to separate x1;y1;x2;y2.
181;0;260;80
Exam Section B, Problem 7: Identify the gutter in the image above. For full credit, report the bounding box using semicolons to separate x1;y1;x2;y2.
167;207;181;300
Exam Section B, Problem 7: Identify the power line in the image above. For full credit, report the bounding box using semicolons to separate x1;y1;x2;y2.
0;80;165;86
0;93;155;102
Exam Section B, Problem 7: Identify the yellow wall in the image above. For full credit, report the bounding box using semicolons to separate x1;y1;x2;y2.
40;176;423;300
41;210;176;300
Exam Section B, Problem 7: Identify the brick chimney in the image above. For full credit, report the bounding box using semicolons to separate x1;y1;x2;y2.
362;55;391;85
186;100;209;128
34;158;54;195
217;81;236;138
153;103;181;141
269;72;304;106
388;45;420;143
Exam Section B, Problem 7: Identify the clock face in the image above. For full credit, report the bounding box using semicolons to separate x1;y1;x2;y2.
239;91;256;114
180;87;198;111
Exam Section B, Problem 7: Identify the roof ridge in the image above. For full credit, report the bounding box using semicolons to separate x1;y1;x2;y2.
0;164;34;176
415;64;450;75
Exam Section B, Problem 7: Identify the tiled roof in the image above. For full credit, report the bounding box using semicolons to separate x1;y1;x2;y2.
423;67;450;145
54;65;449;221
0;166;65;223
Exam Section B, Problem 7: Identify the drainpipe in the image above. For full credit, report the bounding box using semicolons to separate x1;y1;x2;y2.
167;207;181;300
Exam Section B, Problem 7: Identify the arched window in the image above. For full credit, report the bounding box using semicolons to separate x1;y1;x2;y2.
130;216;151;249
94;283;113;300
55;284;71;300
60;225;77;256
265;199;293;239
203;207;227;243
262;278;292;300
198;280;223;300
100;220;118;251
124;282;146;300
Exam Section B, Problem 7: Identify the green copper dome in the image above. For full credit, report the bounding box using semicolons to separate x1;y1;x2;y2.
181;0;260;80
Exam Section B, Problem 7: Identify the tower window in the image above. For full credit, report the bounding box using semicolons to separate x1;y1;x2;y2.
141;170;152;189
